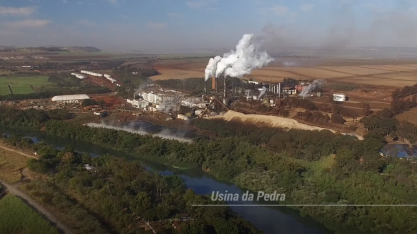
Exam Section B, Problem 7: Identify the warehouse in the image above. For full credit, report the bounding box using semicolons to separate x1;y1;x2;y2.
80;70;103;77
71;72;86;79
51;94;90;103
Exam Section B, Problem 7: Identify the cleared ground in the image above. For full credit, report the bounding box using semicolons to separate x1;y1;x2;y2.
151;57;417;88
216;110;336;132
0;75;50;95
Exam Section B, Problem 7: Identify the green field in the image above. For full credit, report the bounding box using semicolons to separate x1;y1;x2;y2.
0;75;50;95
0;195;60;234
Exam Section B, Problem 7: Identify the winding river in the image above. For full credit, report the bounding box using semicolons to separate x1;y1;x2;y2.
0;126;333;234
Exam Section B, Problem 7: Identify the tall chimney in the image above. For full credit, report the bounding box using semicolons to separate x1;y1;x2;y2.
278;82;281;98
212;76;216;91
224;77;226;98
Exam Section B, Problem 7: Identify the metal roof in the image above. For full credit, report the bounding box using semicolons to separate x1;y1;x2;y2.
51;94;90;101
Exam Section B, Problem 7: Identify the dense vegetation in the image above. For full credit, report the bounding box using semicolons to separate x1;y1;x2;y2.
0;106;72;129
3;136;261;234
0;195;60;234
36;116;417;234
2;82;417;233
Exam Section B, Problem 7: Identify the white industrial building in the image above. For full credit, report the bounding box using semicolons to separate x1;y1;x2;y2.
181;97;207;109
80;70;103;77
140;92;164;104
71;72;86;79
126;99;149;108
333;94;346;102
104;74;116;83
52;94;90;103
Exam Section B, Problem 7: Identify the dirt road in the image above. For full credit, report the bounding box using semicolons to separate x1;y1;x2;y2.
0;180;73;234
0;144;73;234
0;144;38;159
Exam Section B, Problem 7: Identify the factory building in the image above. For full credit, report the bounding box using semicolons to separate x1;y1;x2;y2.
268;83;281;94
181;97;208;109
71;73;86;79
126;99;149;108
80;70;103;77
51;94;90;103
282;87;297;95
141;92;164;104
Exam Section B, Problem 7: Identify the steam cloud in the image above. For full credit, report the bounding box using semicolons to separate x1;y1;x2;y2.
204;34;274;81
86;123;192;143
258;86;267;99
299;80;323;97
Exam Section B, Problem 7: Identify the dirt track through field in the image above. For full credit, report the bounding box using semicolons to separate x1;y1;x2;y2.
0;144;72;234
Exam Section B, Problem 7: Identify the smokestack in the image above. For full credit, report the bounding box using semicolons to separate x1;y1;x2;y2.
212;76;216;91
278;83;281;99
224;77;226;98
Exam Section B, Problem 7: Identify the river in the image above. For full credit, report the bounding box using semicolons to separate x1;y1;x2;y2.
0;126;333;234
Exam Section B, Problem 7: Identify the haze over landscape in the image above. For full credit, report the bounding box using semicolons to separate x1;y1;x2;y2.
3;1;417;234
1;0;417;54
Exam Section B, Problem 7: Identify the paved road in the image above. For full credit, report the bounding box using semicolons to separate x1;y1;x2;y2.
0;144;73;234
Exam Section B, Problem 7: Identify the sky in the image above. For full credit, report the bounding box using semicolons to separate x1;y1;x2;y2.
0;0;417;53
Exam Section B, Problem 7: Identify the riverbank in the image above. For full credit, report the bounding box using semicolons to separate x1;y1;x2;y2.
0;141;72;234
0;126;332;234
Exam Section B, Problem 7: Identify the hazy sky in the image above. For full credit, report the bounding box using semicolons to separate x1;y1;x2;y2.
0;0;417;53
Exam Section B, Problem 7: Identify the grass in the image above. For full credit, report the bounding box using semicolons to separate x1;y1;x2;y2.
0;75;50;95
0;86;10;95
327;83;359;91
0;195;60;234
396;107;417;125
0;146;29;183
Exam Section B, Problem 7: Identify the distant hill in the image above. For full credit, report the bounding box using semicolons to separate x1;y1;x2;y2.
0;46;101;53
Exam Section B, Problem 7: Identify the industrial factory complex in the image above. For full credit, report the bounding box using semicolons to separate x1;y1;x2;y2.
121;76;343;120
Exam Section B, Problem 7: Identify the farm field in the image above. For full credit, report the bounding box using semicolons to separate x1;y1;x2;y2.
150;57;417;87
151;68;204;80
0;75;50;95
396;107;417;125
0;195;59;234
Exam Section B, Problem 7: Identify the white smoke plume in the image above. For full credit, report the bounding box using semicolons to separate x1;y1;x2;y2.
204;34;274;81
283;61;297;66
258;86;267;99
86;123;192;143
299;80;323;97
204;56;222;81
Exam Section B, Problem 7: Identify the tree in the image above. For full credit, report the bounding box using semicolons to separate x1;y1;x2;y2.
331;114;345;124
363;103;372;116
97;99;105;109
378;108;394;118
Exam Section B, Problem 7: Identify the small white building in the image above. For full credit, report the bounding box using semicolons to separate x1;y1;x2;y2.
51;94;90;103
333;94;346;102
71;72;86;79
